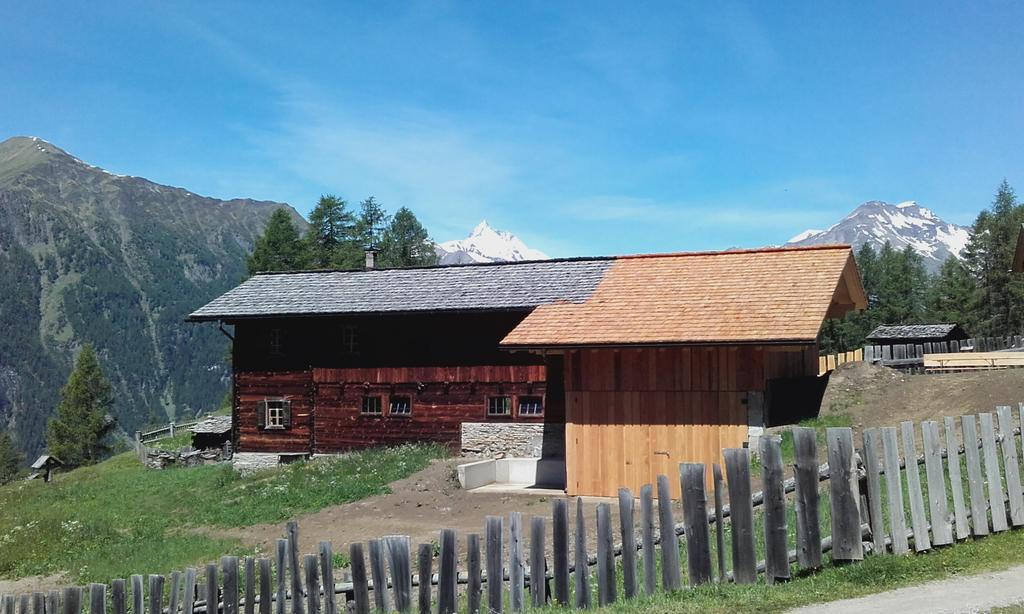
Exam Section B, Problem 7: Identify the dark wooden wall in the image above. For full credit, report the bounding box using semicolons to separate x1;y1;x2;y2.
230;312;563;455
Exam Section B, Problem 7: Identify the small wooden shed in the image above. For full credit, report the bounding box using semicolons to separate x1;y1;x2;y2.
30;455;62;482
189;416;233;450
866;324;969;346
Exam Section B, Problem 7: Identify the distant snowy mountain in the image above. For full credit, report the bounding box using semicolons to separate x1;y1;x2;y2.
786;200;971;272
435;221;548;265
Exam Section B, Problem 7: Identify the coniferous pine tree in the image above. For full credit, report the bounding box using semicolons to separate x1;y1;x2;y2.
963;180;1024;335
305;195;359;269
0;432;24;485
379;207;439;267
46;344;116;467
926;256;980;331
247;208;306;274
355;197;390;252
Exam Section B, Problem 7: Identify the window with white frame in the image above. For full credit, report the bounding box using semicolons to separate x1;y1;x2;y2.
389;396;411;416
518;396;544;417
361;396;382;415
265;399;287;429
487;396;511;417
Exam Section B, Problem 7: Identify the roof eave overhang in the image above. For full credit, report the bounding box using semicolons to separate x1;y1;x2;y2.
500;339;818;352
185;305;540;324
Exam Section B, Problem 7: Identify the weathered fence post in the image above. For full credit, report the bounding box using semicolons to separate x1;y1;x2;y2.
655;474;682;591
287;523;305;614
149;577;165;614
680;463;713;585
900;421;931;551
508;513;524;612
617;488;638;599
996;406;1024;527
241;561;251;614
416;543;432;614
827;427;863;561
130;576;143;614
274;540;287;614
760;437;790;581
349;543;370;614
303;555;320;614
384;536;411;613
206;564;218;614
921;421;952;545
573;500;591;610
962;415;990;536
723;448;756;583
223;557;239;614
485;516;504;614
980;413;1009;532
438;529;458;614
595;503;616;606
46;591;60;614
170;571;183;614
466;534;482;614
860;428;886;555
318;543;335;614
551;500;570;606
639;484;657;595
368;539;389;614
61;588;80;614
112;580;127;614
257;560;272;614
529;516;547;608
90;585;105;614
881;427;910;553
183;569;197;614
712;465;727;582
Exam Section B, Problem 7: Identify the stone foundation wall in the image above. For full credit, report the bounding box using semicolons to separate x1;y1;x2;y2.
144;447;228;470
461;423;564;459
232;452;283;473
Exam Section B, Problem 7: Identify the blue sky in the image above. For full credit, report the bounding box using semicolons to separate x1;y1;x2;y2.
3;2;1022;257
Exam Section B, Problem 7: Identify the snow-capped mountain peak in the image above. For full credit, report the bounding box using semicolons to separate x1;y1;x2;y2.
435;221;549;265
785;200;971;272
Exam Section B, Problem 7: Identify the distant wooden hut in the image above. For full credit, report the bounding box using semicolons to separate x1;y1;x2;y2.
188;416;232;450
866;324;969;346
30;455;62;482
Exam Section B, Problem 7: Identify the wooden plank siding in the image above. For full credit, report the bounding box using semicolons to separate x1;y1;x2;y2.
234;366;558;454
564;345;817;497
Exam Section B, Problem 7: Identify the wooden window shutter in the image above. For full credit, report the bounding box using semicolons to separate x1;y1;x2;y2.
283;400;292;428
257;400;267;429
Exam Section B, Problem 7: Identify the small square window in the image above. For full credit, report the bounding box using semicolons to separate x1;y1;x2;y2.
518;396;544;417
487;396;511;417
390;396;411;416
266;400;287;429
361;396;382;415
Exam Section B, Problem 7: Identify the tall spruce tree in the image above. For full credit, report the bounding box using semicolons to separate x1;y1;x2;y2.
963;180;1024;335
0;432;24;485
305;195;359;269
46;344;116;467
379;207;439;267
247;208;306;274
926;256;980;330
355;197;390;251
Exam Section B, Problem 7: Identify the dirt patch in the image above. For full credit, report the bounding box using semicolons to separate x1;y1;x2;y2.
0;574;73;595
203;458;623;565
820;362;1024;436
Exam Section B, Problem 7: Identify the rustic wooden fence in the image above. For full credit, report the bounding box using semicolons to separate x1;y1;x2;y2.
6;403;1024;614
817;349;863;375
137;420;203;444
863;334;1024;372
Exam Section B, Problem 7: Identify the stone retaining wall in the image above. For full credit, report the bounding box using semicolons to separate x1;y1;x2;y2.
460;422;564;458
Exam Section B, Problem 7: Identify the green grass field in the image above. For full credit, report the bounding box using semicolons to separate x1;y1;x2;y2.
0;444;445;584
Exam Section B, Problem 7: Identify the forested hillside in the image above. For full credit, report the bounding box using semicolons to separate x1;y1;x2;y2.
0;136;305;458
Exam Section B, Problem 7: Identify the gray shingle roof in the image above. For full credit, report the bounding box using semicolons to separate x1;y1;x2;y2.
189;416;232;434
866;324;963;341
188;259;614;321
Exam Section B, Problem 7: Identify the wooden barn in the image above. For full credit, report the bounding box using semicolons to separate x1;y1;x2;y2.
866;323;969;346
189;244;865;497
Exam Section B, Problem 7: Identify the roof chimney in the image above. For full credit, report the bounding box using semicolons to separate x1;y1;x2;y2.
364;247;378;270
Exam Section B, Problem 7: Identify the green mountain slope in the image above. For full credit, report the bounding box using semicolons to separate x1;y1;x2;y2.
0;136;306;457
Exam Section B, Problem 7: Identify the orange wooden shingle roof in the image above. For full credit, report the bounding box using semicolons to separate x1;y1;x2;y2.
500;244;865;348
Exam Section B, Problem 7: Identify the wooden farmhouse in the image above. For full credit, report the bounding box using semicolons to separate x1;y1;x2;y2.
189;244;866;496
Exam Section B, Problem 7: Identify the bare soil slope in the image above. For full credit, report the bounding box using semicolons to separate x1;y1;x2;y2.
820;362;1024;433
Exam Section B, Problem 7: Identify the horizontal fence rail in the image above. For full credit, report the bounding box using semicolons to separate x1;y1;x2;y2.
6;402;1024;614
862;335;1024;373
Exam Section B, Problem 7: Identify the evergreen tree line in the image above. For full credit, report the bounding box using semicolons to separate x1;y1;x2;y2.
821;180;1024;352
248;195;439;275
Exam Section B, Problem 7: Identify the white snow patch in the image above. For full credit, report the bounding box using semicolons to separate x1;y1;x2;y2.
787;229;822;243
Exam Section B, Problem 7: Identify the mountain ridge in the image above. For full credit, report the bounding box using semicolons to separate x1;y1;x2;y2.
786;200;970;272
435;220;548;264
0;136;303;457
